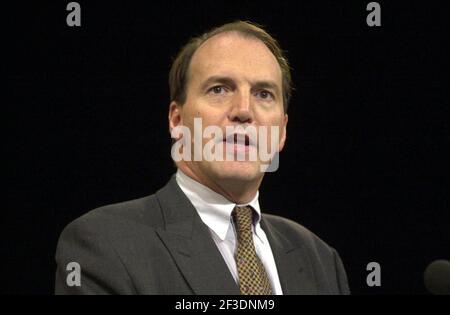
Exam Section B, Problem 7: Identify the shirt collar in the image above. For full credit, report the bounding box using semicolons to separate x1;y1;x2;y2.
175;169;264;242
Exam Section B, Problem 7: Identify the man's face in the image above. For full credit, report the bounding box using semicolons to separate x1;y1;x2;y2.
170;32;288;186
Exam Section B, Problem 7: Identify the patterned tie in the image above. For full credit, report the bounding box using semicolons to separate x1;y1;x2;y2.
232;206;273;295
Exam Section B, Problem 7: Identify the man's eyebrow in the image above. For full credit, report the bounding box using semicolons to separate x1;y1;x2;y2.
252;80;280;94
200;76;281;95
200;76;236;91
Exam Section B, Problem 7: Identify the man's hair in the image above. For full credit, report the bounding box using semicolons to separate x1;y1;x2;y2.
169;20;293;113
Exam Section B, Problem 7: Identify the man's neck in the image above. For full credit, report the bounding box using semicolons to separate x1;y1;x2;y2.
176;164;262;204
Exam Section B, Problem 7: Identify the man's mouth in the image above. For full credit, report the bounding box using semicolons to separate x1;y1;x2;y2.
222;133;257;154
223;133;256;145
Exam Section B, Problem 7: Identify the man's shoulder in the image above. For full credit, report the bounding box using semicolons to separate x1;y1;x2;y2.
263;213;350;295
262;213;336;255
54;192;170;294
59;193;164;241
263;213;311;235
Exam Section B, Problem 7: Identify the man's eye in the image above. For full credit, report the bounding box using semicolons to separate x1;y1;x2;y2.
257;90;273;100
209;86;226;94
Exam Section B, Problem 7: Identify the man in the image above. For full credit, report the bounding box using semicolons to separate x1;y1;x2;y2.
55;21;350;295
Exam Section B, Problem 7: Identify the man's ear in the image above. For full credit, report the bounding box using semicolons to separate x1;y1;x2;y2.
278;114;288;152
168;101;182;134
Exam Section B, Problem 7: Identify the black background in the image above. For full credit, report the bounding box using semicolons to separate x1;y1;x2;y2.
5;0;449;294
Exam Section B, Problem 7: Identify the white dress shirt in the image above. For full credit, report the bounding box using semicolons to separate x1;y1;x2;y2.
175;169;283;295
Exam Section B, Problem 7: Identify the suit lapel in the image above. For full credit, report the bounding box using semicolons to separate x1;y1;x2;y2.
155;177;240;295
261;216;319;294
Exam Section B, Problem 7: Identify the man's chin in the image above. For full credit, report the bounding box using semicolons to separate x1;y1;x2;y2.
209;160;263;181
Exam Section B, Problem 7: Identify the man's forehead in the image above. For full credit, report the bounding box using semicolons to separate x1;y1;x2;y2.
188;32;282;84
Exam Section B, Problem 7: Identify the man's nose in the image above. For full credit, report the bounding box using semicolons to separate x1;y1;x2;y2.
228;91;253;123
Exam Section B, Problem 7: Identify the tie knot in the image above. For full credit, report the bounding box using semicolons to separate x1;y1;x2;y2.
232;206;254;232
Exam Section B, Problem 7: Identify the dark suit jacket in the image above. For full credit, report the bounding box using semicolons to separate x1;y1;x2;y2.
55;176;350;294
